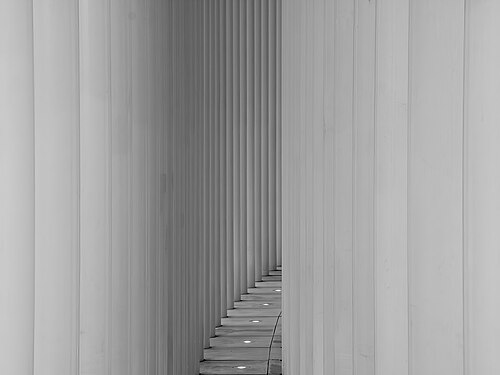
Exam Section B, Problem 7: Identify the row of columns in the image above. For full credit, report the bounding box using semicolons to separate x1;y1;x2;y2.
282;0;500;374
201;0;282;344
0;1;281;374
1;1;203;373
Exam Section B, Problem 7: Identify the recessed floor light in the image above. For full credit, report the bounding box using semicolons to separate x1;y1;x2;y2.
262;303;270;306
236;365;247;369
250;320;261;323
244;340;252;344
274;289;282;292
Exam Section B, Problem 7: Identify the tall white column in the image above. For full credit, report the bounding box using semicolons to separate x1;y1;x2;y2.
260;0;270;277
109;0;134;372
219;0;228;318
225;0;235;311
374;0;409;373
253;0;262;284
239;0;248;295
276;0;283;267
409;2;465;373
0;2;35;374
246;0;256;289
79;0;112;373
268;0;278;272
202;0;212;347
33;1;81;373
464;1;500;372
232;0;242;302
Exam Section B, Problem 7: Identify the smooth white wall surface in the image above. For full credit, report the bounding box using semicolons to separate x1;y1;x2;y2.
282;0;500;374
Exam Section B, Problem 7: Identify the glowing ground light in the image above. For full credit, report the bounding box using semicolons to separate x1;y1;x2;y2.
262;303;270;306
236;366;247;370
250;320;261;323
274;289;282;292
244;340;252;344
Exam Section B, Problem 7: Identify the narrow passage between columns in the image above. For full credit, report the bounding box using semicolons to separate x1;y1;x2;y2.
200;267;282;375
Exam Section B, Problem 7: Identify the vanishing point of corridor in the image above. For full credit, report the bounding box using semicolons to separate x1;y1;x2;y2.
200;267;282;375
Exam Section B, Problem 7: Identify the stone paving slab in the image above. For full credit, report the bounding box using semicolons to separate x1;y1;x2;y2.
240;293;281;301
247;287;282;295
221;316;278;327
227;308;281;317
215;326;276;337
209;336;273;348
254;281;282;288
200;360;267;374
234;301;281;309
204;347;269;361
261;275;282;281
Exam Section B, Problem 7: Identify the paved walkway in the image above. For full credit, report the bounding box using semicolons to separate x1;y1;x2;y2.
200;267;282;375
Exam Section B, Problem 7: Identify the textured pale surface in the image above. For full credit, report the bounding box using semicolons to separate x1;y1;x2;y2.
282;0;500;374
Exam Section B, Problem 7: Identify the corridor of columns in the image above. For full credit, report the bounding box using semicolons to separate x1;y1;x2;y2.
2;1;500;375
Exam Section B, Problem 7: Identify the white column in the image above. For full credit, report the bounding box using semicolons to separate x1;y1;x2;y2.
78;0;112;373
282;0;301;372
165;0;176;368
276;0;283;267
352;0;376;372
246;0;256;289
232;0;242;302
213;0;222;325
253;0;262;284
33;1;80;373
0;2;35;374
260;0;270;277
465;1;500;373
202;0;212;346
374;0;409;373
409;2;465;373
225;0;235;310
239;0;248;295
208;0;216;333
109;0;133;372
310;0;325;372
268;0;278;272
219;0;228;317
322;0;335;371
194;0;203;355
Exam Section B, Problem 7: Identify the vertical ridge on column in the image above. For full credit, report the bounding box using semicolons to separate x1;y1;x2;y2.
246;0;256;289
219;0;228;319
202;0;211;347
239;0;248;295
261;0;270;277
208;0;216;333
0;2;35;374
225;0;235;311
276;0;283;268
268;0;278;272
214;0;222;324
465;1;500;373
254;0;262;284
33;0;81;372
232;0;242;302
